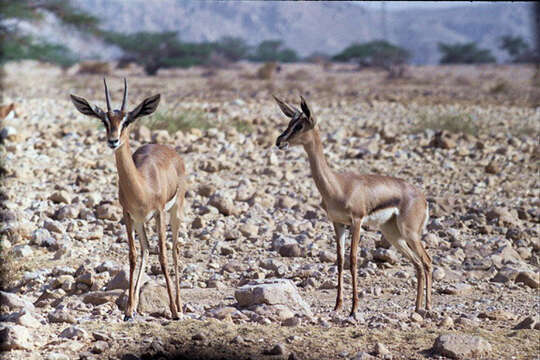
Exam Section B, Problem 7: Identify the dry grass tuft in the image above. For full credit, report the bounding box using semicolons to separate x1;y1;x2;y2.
144;109;213;133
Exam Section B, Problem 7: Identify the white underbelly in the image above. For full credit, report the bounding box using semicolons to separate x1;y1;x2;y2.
131;193;178;223
363;207;399;227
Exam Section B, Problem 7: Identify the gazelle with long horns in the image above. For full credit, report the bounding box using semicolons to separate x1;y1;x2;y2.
273;95;432;319
70;79;187;320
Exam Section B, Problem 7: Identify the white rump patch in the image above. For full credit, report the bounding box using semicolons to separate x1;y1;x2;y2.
363;207;399;227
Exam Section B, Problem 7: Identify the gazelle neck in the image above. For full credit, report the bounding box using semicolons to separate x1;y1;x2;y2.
114;136;144;195
303;128;340;199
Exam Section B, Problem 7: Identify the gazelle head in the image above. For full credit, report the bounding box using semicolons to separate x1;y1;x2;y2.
70;78;160;150
274;95;316;149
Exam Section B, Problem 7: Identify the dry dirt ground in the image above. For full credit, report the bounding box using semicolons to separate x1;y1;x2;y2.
0;61;539;360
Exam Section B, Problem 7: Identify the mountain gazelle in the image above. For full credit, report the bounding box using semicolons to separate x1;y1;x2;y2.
70;79;186;320
273;95;432;319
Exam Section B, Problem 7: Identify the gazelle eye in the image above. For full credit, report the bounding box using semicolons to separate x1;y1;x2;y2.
293;123;303;133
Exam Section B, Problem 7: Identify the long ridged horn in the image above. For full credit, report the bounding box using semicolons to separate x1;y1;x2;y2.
121;78;128;112
103;78;112;112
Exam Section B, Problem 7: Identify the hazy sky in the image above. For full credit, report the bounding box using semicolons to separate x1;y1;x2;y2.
358;1;523;11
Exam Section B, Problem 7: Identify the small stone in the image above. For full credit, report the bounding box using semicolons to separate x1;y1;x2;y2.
91;340;109;354
48;309;77;324
138;282;170;317
239;223;258;237
442;283;473;295
209;195;238;216
44;219;64;234
264;343;286;355
279;243;304;258
95;204;118;220
410;312;423;323
375;342;390;356
373;248;399;264
319;250;337;263
46;353;70;360
440;316;454;328
59;326;88;340
49;190;72;204
433;267;446;281
192;332;205;341
12;244;33;257
515;271;539;289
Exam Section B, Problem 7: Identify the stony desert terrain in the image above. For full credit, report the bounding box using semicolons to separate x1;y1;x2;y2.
0;61;539;360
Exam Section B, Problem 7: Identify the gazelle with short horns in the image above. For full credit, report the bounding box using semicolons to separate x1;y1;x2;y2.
70;79;187;320
273;95;432;319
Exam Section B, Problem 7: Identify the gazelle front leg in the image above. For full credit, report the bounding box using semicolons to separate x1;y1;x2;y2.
349;218;362;320
333;222;346;312
156;210;179;319
124;212;137;321
132;222;150;316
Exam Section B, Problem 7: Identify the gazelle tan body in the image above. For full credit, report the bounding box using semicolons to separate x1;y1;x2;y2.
274;95;432;319
70;79;186;320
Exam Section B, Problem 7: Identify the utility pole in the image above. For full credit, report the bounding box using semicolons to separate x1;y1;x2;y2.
381;1;387;41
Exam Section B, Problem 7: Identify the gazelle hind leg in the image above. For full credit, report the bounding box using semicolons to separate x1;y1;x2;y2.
380;219;425;313
156;210;179;319
169;193;184;315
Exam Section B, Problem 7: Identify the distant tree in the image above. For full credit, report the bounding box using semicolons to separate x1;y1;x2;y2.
213;36;250;62
499;35;534;63
249;40;298;63
438;42;495;64
0;0;99;66
332;40;410;77
102;31;213;75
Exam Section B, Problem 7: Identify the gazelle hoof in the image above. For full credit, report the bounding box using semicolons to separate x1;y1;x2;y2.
124;314;134;322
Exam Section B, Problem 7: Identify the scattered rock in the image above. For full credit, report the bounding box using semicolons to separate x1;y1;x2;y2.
375;342;390;356
441;283;473;295
515;271;539;289
279;243;304;257
0;324;32;350
137;282;171;317
49;190;72;204
235;279;312;316
264;343;286;355
433;333;492;359
59;325;88;340
373;248;399;264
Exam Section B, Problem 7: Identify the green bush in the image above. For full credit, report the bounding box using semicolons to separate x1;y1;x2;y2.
499;35;535;63
438;42;495;64
249;40;298;63
1;36;77;67
332;40;410;69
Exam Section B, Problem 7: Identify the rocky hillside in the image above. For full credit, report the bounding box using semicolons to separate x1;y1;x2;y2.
0;62;539;359
22;1;535;64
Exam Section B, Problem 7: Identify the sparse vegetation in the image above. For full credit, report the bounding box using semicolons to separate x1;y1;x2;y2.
249;40;298;63
256;62;278;80
144;109;213;133
499;35;535;63
412;111;479;135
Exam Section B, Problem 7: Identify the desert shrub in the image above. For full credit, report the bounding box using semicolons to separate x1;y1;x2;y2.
213;36;250;62
412;112;478;135
438;42;495;64
285;69;311;81
256;62;278;80
1;36;77;67
103;31;213;75
75;61;111;74
499;35;535;63
489;80;510;94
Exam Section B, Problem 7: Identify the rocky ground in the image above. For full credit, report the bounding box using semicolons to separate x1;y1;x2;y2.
0;61;539;360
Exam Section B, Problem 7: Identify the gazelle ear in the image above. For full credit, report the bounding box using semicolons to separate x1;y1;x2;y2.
300;95;311;119
128;94;160;122
300;95;316;127
70;94;105;119
273;95;297;118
